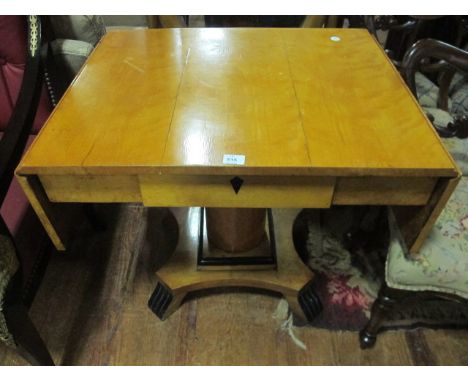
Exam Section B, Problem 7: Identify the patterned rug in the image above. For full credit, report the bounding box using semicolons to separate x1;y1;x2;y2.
293;207;468;331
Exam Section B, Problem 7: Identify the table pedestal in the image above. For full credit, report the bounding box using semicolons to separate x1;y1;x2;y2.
199;208;276;271
148;208;322;323
206;207;266;253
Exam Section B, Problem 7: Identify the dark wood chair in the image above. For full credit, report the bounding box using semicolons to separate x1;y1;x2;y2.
204;16;306;27
363;15;419;66
358;39;468;348
402;39;468;138
358;16;467;68
1;16;107;365
0;15;54;365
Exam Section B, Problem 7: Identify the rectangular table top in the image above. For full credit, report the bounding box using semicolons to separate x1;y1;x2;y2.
18;28;458;178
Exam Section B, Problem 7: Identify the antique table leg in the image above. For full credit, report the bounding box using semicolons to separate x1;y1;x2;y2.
148;208;322;323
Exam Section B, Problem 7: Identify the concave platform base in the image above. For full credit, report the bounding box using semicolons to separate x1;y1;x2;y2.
148;208;322;323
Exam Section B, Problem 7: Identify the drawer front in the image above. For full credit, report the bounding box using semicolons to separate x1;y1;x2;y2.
40;175;141;202
139;174;336;208
333;176;437;205
40;174;436;208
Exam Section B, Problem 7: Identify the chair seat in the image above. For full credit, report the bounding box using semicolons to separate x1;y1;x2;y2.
386;176;468;299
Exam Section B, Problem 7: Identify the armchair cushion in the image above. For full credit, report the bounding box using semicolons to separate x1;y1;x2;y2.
386;176;468;299
50;39;94;80
48;15;106;46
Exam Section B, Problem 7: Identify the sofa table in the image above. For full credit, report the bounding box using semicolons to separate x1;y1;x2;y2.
16;28;460;322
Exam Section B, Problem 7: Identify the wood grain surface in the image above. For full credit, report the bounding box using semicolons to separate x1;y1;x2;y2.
17;28;457;177
14;28;460;254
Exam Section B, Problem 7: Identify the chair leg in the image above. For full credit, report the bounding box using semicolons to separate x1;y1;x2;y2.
359;284;399;349
4;304;54;365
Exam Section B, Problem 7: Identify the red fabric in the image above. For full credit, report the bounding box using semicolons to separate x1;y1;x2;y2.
0;16;27;64
0;15;52;133
0;16;51;288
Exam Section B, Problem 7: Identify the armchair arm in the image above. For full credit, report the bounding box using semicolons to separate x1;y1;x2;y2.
364;16;417;37
402;38;468;97
402;39;468;138
0;16;43;204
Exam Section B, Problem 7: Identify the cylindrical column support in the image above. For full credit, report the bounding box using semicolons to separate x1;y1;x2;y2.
205;208;266;253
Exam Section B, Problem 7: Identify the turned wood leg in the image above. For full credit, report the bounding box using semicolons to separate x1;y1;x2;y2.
359;284;398;349
4;304;54;366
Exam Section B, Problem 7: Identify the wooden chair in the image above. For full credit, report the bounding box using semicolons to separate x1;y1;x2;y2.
1;16;106;365
0;16;105;365
359;39;468;348
0;16;54;365
359;16;467;68
402;39;468;139
363;15;419;66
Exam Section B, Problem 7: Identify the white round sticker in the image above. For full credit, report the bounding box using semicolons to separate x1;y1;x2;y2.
330;36;341;42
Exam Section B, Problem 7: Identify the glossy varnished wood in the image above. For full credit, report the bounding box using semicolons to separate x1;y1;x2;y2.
14;28;460;254
36;173;438;208
284;29;457;176
139;174;335;208
17;28;457;177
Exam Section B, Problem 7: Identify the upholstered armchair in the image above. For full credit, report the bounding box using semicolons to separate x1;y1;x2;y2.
362;16;466;68
0;16;54;365
147;16;187;28
359;39;468;348
363;15;419;67
1;15;105;365
43;16;106;102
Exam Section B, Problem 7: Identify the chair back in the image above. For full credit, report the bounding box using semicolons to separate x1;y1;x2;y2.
0;16;50;134
0;16;49;203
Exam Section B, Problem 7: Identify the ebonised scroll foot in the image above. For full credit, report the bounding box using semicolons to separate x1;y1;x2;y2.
297;282;323;323
148;282;186;321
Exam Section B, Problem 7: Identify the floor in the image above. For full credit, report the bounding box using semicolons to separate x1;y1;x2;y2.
1;204;467;366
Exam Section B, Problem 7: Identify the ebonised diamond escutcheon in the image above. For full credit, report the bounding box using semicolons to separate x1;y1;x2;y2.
230;176;244;194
